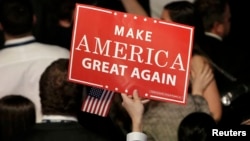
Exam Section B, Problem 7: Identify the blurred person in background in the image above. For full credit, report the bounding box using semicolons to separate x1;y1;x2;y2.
0;0;69;122
0;95;36;141
26;59;110;141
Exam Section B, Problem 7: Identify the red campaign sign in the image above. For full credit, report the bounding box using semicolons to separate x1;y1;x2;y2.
68;3;194;104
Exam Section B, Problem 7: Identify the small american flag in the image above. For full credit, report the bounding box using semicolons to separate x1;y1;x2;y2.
81;87;115;117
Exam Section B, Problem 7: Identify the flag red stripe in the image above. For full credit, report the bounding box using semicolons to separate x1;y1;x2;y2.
81;89;114;117
99;91;114;116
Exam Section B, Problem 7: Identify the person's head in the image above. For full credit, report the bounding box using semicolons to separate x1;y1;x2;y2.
178;112;216;141
0;0;34;37
39;58;83;116
58;0;76;27
161;1;195;25
161;1;205;52
0;95;36;141
194;0;231;38
46;0;76;28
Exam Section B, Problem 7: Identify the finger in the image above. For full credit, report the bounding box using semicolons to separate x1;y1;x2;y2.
203;65;213;80
141;99;150;104
202;63;211;74
190;69;195;78
121;93;130;101
196;62;205;74
207;73;214;83
132;89;140;100
201;64;212;79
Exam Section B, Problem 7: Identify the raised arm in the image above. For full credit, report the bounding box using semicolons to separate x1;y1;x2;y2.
121;90;149;141
190;55;222;122
121;0;149;16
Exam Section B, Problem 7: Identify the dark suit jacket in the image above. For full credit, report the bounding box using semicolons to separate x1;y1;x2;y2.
201;35;250;127
201;34;237;93
25;122;110;141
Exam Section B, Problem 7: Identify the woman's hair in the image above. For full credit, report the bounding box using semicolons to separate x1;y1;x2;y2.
0;95;36;141
163;1;206;54
178;112;217;141
164;1;195;26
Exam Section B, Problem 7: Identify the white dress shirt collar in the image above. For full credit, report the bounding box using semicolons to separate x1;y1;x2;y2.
205;32;223;41
4;36;35;46
42;115;78;123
